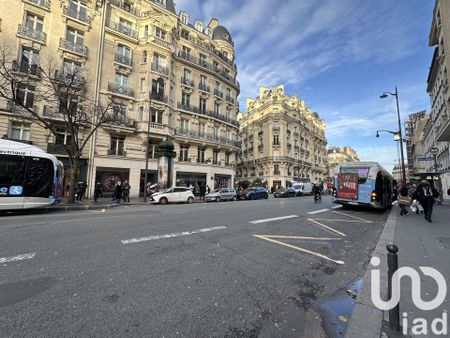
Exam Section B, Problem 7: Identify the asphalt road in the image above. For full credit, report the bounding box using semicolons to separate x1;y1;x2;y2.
0;196;389;338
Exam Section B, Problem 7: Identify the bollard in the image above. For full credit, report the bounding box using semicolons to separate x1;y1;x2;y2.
386;244;400;331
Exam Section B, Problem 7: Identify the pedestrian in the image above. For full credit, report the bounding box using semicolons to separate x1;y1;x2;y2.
199;182;206;201
413;180;439;223
94;181;102;202
397;184;410;216
113;181;123;205
123;180;131;203
79;181;87;201
206;185;211;194
447;186;450;196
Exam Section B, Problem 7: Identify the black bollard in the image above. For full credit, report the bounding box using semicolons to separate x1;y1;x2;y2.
386;244;400;331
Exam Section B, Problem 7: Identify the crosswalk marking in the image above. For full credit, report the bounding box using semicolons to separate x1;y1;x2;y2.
0;252;36;264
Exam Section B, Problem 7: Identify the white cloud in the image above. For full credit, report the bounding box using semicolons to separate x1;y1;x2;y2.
357;146;400;173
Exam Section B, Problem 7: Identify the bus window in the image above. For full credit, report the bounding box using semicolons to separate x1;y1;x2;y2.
341;167;369;184
0;155;26;196
24;157;55;198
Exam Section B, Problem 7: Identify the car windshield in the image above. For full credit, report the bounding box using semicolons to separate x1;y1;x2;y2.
213;189;221;193
246;188;255;192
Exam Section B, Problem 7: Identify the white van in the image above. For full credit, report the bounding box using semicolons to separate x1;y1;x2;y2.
292;182;313;196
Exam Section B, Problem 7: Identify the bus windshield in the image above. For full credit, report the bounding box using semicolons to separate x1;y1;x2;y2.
340;167;370;184
0;155;26;196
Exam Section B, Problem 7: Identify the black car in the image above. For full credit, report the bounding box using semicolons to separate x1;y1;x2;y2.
241;187;269;200
273;188;296;198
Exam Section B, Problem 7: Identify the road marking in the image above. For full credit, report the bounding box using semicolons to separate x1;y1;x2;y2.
332;211;373;223
249;215;299;224
332;205;343;209
256;235;341;241
253;235;344;265
307;218;346;237
121;226;227;244
312;218;369;223
307;209;329;215
0;252;36;264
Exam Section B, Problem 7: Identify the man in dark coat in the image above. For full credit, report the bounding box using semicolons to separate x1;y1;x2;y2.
413;180;439;222
199;182;206;202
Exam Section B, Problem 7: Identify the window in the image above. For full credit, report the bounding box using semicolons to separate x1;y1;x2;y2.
142;50;147;63
182;45;191;56
181;30;189;39
144;25;149;36
274;164;280;175
213;126;219;140
155;27;166;40
16;84;35;108
226;87;231;98
123;1;132;12
180;118;188;133
140;78;145;91
152;78;165;97
20;47;39;74
200;75;207;87
63;59;81;79
25;13;44;32
226;108;231;122
55;128;72;145
214;103;220;114
213;150;219;165
213;61;219;71
199;98;206;114
66;28;84;45
112;103;127;122
10;122;30;141
273;135;279;145
153;53;166;68
116;44;131;64
148;140;159;159
197;147;205;163
179;145;189;161
199;54;207;66
115;73;129;88
139;106;145;121
181;92;190;108
69;0;87;21
110;136;125;156
180;14;188;25
225;131;230;141
119;18;132;35
151;109;163;124
198;122;206;137
225;153;230;166
195;22;203;32
223;51;228;59
183;68;191;81
215;81;220;91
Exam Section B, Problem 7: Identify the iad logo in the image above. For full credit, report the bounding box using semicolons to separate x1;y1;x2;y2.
370;256;448;335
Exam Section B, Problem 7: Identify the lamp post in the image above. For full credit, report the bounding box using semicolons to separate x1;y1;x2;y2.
144;77;164;202
380;87;407;184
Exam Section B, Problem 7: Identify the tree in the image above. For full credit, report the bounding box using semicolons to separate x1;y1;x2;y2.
251;178;262;187
238;180;250;190
0;45;116;203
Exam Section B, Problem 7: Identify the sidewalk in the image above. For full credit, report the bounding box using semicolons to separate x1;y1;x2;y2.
48;196;208;210
346;202;450;337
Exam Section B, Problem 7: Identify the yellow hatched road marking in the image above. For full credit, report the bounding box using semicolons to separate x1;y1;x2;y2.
307;218;346;237
253;235;345;265
332;211;373;223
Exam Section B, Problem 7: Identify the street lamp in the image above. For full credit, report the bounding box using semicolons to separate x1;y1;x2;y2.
144;77;164;202
379;86;407;184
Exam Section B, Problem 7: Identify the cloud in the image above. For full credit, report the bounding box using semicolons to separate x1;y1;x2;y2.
358;146;400;173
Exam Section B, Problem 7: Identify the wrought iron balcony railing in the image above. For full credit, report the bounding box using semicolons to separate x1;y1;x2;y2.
114;54;132;66
106;20;138;39
12;60;40;77
107;82;135;98
198;83;210;92
109;0;140;16
63;6;91;24
25;0;50;10
151;62;168;75
59;38;88;56
17;24;46;43
181;77;194;87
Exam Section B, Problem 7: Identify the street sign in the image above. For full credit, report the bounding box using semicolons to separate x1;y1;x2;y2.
431;147;439;155
417;156;434;161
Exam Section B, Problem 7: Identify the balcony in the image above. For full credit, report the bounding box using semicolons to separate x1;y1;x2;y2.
24;0;50;10
176;103;239;127
107;149;126;156
178;157;191;163
59;38;88;57
109;0;140;16
273;171;281;175
151;62;168;76
105;113;136;129
106;20;138;40
181;77;194;87
199;83;210;92
12;60;40;77
178;51;197;63
225;96;235;104
150;92;168;103
47;143;68;155
213;89;223;98
152;36;171;49
114;54;132;67
17;24;46;44
107;82;135;98
63;6;92;24
173;129;239;148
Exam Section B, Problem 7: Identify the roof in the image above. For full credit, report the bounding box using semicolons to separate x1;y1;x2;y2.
212;25;233;46
0;139;45;153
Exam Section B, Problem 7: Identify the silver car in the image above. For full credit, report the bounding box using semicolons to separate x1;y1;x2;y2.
205;188;237;202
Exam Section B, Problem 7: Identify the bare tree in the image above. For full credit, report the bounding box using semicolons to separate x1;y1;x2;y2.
0;45;116;203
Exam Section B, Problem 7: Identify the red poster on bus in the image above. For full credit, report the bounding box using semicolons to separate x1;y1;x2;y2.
337;173;358;199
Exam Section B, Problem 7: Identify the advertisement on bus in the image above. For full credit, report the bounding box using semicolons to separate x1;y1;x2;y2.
337;173;358;199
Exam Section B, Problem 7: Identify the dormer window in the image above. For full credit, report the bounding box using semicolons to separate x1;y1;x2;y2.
195;21;203;32
180;13;188;25
155;0;166;5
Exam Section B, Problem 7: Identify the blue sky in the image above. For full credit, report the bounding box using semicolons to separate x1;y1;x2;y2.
175;0;434;172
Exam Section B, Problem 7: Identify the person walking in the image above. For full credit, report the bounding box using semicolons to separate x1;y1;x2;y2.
398;184;409;216
94;182;102;202
123;180;131;203
199;182;206;202
113;181;123;205
413;180;439;222
206;185;211;194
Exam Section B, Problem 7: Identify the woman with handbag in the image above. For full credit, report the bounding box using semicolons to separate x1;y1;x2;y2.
398;184;410;216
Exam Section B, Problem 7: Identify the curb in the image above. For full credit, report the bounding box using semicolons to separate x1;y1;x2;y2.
345;207;398;338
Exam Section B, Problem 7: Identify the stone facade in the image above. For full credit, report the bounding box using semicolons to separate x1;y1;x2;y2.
236;85;327;190
326;146;359;179
405;110;429;174
0;0;240;197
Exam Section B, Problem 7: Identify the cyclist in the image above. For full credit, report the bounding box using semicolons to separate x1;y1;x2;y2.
312;183;322;203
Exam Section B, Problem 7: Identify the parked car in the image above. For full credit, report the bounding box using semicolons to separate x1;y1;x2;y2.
292;182;313;196
240;187;269;200
150;187;195;205
205;188;237;202
274;188;296;198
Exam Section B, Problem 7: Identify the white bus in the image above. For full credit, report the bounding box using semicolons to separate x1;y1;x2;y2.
0;139;64;210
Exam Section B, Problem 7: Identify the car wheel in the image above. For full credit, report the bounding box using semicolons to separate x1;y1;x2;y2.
187;197;194;204
264;193;269;199
216;197;220;202
159;197;168;205
232;196;236;201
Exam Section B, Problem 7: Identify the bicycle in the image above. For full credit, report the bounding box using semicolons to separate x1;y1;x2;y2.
314;193;322;203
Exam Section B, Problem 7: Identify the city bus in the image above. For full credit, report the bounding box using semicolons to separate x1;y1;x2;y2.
0;139;64;210
332;161;394;209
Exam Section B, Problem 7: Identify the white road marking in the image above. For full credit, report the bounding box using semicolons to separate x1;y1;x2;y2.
0;252;36;264
307;218;346;237
307;209;329;215
253;235;345;265
332;211;373;223
312;218;368;223
249;215;299;224
121;226;227;244
258;235;341;241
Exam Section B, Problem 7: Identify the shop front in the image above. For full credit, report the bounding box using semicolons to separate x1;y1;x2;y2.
95;167;130;198
176;171;206;193
139;169;158;197
214;174;232;189
57;157;88;197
